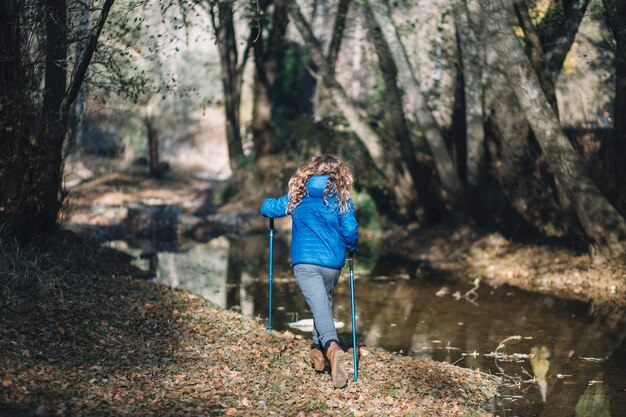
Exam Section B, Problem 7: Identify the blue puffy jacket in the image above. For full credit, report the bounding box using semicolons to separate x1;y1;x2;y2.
260;175;358;269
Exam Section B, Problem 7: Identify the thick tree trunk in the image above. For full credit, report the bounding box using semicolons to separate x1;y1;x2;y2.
251;0;289;157
512;0;558;113
603;0;626;183
363;2;444;222
453;0;485;187
365;0;465;206
37;0;68;235
210;1;248;174
316;0;351;116
289;1;418;221
484;0;626;260
0;0;21;100
0;0;113;241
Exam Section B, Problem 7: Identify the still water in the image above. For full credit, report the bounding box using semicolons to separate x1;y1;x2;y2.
109;234;626;417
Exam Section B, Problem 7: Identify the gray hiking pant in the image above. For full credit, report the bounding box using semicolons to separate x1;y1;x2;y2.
293;264;341;348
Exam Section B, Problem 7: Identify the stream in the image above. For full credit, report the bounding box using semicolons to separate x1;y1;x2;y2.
104;233;626;417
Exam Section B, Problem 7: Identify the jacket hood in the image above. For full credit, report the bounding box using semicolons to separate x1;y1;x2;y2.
307;175;330;198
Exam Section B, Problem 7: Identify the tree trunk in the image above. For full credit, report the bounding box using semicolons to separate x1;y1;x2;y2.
512;0;558;113
316;0;351;116
481;0;571;237
70;3;91;149
251;0;289;157
60;0;115;126
602;0;626;183
0;0;21;100
539;0;589;75
145;116;160;178
483;0;626;260
289;1;418;221
210;1;248;174
453;0;485;187
37;0;68;235
289;3;383;162
365;0;465;206
363;2;444;222
0;0;113;241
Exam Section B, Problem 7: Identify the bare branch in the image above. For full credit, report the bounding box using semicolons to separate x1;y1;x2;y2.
60;0;115;125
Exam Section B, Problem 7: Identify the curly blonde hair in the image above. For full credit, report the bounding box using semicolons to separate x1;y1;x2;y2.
287;155;354;214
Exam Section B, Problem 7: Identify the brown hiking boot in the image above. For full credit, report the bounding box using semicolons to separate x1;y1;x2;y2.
309;347;325;371
326;342;347;388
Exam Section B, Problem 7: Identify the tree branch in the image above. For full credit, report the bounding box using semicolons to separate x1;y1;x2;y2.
60;0;115;125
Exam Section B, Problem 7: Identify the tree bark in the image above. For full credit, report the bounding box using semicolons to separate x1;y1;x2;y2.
453;0;485;187
512;0;558;113
289;1;418;221
209;1;250;174
289;2;383;163
0;0;115;241
145;116;160;178
483;0;571;237
251;0;289;157
365;0;465;206
316;0;351;116
483;0;626;260
38;0;68;235
363;2;443;222
602;0;626;183
61;0;115;127
0;0;21;101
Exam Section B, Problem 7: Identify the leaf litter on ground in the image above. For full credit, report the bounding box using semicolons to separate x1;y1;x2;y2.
1;233;499;416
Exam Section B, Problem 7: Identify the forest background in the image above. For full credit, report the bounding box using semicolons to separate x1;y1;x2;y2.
2;0;626;265
2;1;626;416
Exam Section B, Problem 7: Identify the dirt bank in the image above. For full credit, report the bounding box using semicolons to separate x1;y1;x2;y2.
0;233;498;417
385;224;626;308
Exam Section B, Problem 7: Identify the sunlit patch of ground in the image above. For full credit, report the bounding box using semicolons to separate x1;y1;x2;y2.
66;173;212;212
386;224;626;308
0;234;498;417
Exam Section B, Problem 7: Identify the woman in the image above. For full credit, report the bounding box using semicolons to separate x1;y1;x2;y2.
260;155;359;388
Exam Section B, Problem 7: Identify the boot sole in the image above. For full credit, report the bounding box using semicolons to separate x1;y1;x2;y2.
331;349;347;388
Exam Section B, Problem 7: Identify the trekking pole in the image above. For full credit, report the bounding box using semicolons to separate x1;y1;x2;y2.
268;218;275;331
348;252;358;380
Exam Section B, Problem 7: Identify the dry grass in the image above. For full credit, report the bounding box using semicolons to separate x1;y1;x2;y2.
0;231;139;304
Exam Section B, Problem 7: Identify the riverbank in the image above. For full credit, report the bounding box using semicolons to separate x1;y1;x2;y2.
0;233;498;417
384;223;626;308
63;170;626;307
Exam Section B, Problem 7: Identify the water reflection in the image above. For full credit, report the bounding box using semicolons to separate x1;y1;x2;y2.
122;234;625;417
530;345;550;402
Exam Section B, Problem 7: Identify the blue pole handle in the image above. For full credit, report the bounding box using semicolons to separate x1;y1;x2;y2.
268;218;274;331
348;252;358;380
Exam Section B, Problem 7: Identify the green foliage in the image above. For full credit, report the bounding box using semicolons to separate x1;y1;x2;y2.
353;190;381;232
272;41;314;121
367;74;389;122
